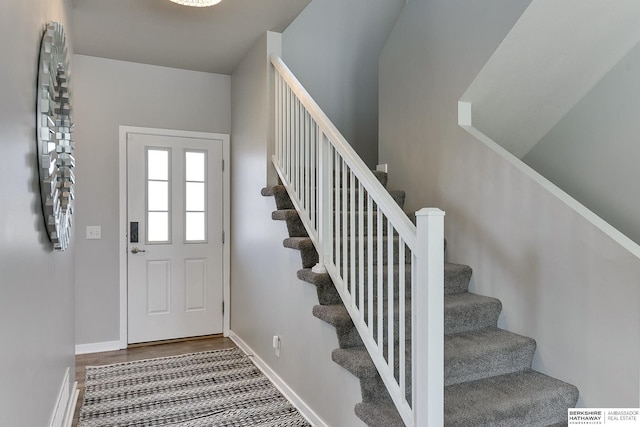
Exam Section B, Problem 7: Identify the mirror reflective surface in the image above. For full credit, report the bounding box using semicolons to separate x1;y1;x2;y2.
36;22;74;251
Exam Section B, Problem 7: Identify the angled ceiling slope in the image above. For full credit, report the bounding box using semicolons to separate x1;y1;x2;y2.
461;0;640;158
71;0;310;74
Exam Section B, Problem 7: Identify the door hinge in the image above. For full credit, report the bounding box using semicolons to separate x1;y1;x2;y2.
222;301;225;315
222;230;225;244
222;159;225;172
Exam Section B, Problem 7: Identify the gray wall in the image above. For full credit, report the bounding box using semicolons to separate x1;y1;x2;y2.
230;32;365;426
524;40;640;246
282;0;405;168
0;0;76;425
73;55;230;345
379;0;639;407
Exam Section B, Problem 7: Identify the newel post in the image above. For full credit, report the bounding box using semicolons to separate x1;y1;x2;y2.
414;208;445;426
312;132;330;274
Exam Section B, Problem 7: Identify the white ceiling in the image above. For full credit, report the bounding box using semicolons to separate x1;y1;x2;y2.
70;0;310;74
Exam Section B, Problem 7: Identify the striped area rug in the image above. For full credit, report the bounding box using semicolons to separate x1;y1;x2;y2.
78;347;311;426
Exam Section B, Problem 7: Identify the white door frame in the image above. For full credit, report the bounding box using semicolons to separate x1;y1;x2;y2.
118;126;230;349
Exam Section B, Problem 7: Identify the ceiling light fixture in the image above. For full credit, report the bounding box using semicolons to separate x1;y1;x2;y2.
169;0;222;7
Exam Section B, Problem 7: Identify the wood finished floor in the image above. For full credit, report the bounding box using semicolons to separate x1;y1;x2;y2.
72;335;236;427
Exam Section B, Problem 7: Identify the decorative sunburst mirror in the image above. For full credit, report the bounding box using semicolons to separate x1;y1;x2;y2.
36;22;74;251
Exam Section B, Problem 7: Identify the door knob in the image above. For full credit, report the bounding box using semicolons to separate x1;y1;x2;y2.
130;247;146;254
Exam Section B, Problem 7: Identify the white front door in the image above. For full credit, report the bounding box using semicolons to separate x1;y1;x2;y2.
127;131;225;344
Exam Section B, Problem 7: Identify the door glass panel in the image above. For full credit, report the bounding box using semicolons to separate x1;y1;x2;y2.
148;212;169;242
148;181;168;211
147;148;170;243
185;150;206;242
185;212;205;241
186;182;205;211
185;151;205;182
148;150;169;180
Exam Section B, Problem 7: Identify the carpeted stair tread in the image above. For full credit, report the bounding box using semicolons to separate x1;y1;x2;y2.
444;370;579;427
297;268;342;305
355;401;405;427
261;185;294;210
445;328;536;386
281;236;313;249
272;209;307;237
332;346;378;379
445;293;502;334
282;237;318;268
297;268;331;286
260;186;277;196
312;304;352;328
271;209;299;221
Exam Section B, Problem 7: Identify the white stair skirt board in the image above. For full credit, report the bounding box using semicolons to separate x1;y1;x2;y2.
229;330;327;427
49;368;79;427
75;340;122;355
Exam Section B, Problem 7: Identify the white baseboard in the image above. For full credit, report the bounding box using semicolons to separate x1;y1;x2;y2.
229;330;327;427
75;340;121;355
50;368;78;427
63;382;79;427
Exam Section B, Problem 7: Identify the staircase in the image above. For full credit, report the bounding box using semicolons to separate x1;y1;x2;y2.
262;172;579;426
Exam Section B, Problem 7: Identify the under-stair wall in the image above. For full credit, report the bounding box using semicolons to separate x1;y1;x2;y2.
379;0;640;408
230;32;366;427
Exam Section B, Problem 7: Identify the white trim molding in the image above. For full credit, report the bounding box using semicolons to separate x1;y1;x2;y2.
49;368;79;427
457;101;640;260
229;330;327;427
118;126;231;348
75;341;122;355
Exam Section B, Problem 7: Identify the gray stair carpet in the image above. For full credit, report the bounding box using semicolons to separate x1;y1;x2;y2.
262;170;578;426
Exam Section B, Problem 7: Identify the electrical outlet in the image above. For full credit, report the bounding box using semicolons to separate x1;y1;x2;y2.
272;335;281;357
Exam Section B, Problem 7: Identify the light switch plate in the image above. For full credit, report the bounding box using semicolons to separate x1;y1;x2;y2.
86;226;102;240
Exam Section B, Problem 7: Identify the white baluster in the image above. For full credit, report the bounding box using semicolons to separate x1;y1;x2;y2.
312;132;330;274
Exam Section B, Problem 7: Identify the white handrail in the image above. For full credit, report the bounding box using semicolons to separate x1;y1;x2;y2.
271;54;444;427
271;56;417;247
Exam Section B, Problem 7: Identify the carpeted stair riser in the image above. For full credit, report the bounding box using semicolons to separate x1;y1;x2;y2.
444;263;472;294
332;346;379;379
296;269;343;306
444;370;579;427
261;185;294;210
444;293;502;335
282;237;318;268
334;343;413;402
359;377;396;403
272;209;308;237
444;328;536;386
355;401;405;427
336;325;366;349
